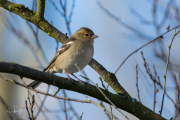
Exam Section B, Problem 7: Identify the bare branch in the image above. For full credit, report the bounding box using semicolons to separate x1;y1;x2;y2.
0;62;166;120
63;89;68;120
141;51;176;108
89;59;130;97
0;75;91;103
35;85;50;119
153;65;157;112
25;100;32;120
98;1;152;40
0;0;68;43
74;63;129;119
84;96;120;120
114;25;180;74
160;30;180;116
37;0;46;20
136;64;142;103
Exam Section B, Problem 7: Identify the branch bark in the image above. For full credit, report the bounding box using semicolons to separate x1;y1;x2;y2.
36;0;45;20
0;62;165;120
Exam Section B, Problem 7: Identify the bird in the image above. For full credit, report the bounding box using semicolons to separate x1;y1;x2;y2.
28;27;98;89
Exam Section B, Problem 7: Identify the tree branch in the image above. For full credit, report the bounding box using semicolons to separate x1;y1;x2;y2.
0;0;68;43
37;0;45;20
0;62;165;120
89;59;130;97
160;30;180;116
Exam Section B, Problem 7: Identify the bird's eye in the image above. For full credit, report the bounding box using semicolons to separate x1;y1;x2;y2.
85;34;88;36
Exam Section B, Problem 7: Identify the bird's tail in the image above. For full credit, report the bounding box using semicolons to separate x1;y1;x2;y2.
28;68;48;89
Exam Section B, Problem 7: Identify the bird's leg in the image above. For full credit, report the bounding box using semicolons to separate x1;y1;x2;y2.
71;74;87;84
63;70;74;82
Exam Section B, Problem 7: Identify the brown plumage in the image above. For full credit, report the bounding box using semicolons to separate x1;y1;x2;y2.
28;27;98;89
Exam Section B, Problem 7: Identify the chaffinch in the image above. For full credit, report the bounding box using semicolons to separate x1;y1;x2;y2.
28;27;98;88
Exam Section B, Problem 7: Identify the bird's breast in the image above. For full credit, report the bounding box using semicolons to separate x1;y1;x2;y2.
55;41;94;74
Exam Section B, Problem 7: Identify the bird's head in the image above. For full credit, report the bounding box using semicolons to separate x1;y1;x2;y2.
73;27;98;41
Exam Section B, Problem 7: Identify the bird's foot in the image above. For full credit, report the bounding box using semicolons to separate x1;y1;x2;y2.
67;77;74;83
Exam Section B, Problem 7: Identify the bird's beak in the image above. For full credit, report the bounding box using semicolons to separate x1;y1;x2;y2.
91;35;99;39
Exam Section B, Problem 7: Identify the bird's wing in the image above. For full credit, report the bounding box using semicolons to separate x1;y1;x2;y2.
43;37;76;72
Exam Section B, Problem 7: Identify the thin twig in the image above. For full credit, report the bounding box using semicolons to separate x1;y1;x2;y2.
98;1;152;40
141;51;176;107
100;102;111;120
26;21;49;65
25;100;32;120
141;51;179;113
49;0;64;16
74;64;130;120
68;0;75;23
0;10;44;68
114;25;180;75
99;77;107;90
35;85;50;119
21;72;49;120
153;65;157;112
0;96;14;120
173;74;179;117
53;0;76;36
99;77;114;119
153;81;157;112
0;74;91;103
80;112;83;120
109;104;113;120
84;96;119;120
131;9;153;25
54;87;60;96
160;30;180;116
136;64;141;103
74;64;116;106
141;51;156;82
158;0;172;29
27;90;34;120
63;89;68;120
30;95;35;120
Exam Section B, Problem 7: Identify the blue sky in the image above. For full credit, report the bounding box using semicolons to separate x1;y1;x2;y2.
0;0;179;119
